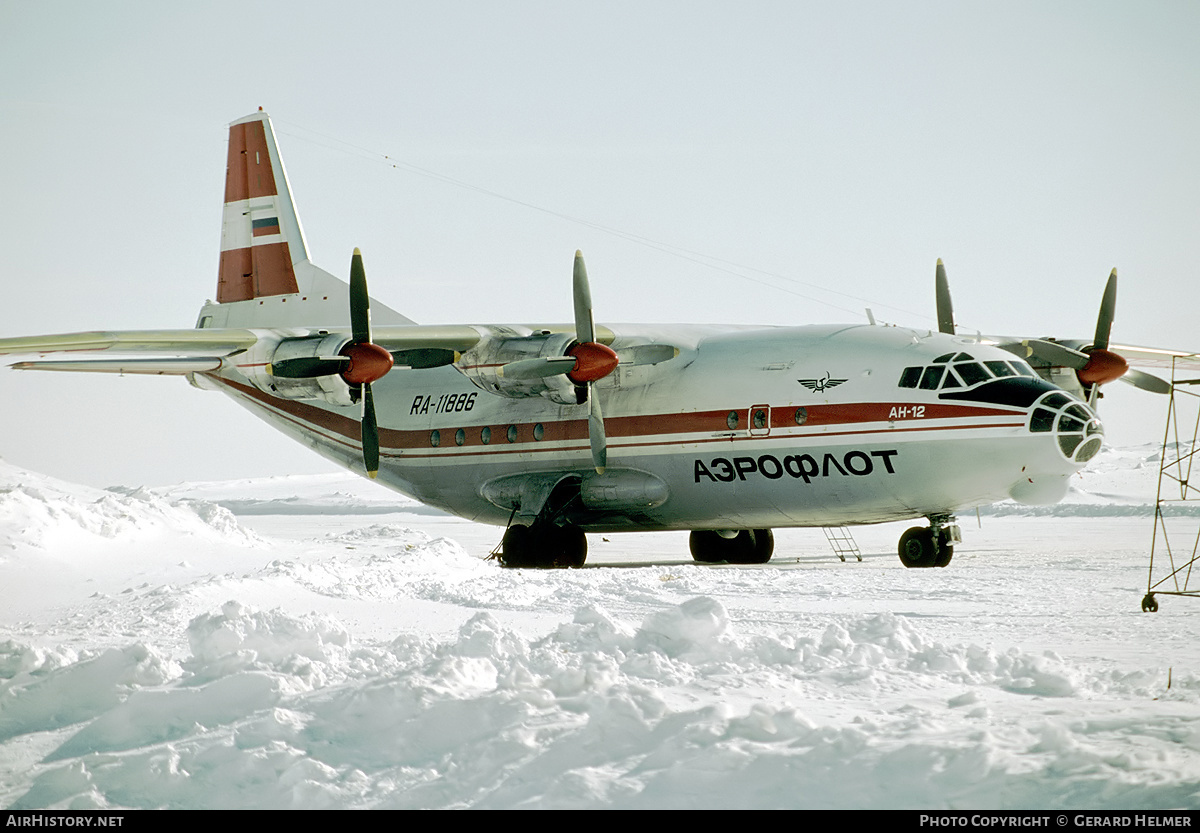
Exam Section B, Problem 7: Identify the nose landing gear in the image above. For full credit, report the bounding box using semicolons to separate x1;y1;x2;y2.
898;515;960;568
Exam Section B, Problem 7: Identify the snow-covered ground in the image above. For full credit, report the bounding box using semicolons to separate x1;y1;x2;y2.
2;446;1200;809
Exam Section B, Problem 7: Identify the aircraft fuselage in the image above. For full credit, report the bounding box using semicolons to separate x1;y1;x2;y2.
203;320;1099;533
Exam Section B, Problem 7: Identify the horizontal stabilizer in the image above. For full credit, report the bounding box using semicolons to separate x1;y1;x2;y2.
0;329;259;357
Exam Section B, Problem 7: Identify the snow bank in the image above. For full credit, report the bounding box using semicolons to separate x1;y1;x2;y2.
0;460;259;550
5;598;1196;810
152;473;418;515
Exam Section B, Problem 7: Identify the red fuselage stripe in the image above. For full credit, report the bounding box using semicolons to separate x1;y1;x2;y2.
213;376;1029;461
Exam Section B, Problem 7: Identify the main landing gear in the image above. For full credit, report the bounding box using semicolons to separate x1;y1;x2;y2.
689;529;775;564
498;522;588;568
898;515;960;568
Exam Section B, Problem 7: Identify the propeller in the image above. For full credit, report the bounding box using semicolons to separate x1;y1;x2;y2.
494;251;619;472
569;251;618;473
494;251;676;472
268;248;394;478
343;248;394;477
993;268;1170;400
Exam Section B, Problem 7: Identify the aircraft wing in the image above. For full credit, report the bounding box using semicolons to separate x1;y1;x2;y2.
978;336;1199;370
1105;343;1200;371
0;325;486;375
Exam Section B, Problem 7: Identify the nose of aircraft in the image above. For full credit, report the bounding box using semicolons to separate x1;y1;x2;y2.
1027;391;1105;465
1009;392;1104;505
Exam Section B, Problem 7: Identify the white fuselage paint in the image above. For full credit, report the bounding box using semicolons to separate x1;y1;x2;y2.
202;322;1095;533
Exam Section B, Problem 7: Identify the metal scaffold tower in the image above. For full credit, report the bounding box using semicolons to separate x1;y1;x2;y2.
1143;355;1200;612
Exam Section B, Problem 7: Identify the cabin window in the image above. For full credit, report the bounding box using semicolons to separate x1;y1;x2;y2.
455;428;466;446
430;430;441;447
919;366;944;390
534;423;545;441
481;426;492;445
794;407;808;426
753;409;767;429
985;361;1016;378
727;411;739;430
507;425;518;443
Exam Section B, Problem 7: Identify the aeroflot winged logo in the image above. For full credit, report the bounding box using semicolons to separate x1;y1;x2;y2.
797;373;848;393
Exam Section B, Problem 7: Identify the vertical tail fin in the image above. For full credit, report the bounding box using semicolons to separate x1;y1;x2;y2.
217;109;307;303
200;109;412;329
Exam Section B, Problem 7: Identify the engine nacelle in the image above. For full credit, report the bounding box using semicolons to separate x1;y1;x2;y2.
457;330;578;405
239;332;356;407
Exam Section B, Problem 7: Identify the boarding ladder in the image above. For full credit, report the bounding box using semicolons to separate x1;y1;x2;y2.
823;526;862;562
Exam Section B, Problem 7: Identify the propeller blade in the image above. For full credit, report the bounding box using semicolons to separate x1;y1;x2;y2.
362;383;380;478
349;248;371;345
269;356;350;378
573;250;595;345
588;388;607;474
498;355;580;379
935;258;955;335
1093;268;1117;351
1120;368;1172;395
998;338;1090;369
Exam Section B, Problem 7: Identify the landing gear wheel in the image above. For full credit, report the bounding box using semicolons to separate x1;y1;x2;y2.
499;523;587;568
689;529;775;564
1142;593;1159;613
898;527;937;568
689;530;726;563
548;524;587;568
501;524;534;568
933;530;954;568
933;545;954;568
742;528;775;564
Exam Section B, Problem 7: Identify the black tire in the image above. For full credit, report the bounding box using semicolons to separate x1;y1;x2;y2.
689;530;725;563
738;528;774;564
551;524;587;568
501;524;533;568
690;529;771;564
934;540;954;568
1142;594;1159;613
898;527;937;568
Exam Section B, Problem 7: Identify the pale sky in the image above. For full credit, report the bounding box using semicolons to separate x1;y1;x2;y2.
2;1;1198;487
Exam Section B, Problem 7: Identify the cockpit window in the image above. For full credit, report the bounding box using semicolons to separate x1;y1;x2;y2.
1042;393;1072;410
954;361;991;386
899;366;922;388
919;366;945;390
900;354;1041;391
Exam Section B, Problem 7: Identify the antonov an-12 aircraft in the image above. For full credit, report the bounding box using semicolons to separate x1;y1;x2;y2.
0;110;1185;568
